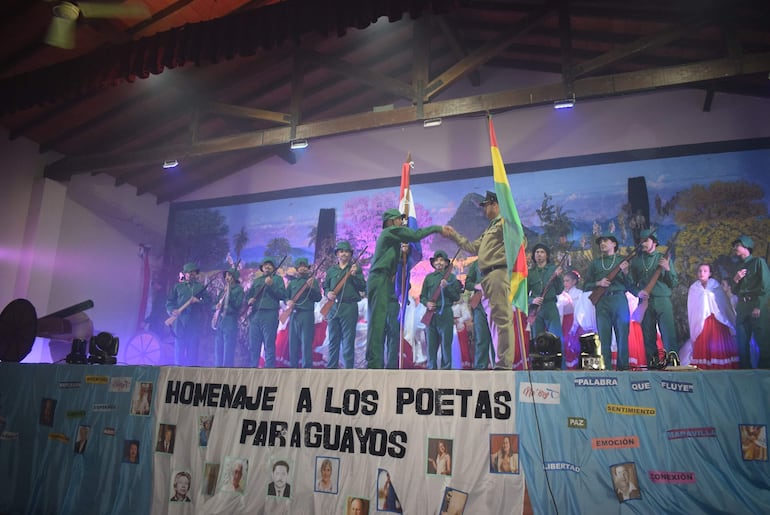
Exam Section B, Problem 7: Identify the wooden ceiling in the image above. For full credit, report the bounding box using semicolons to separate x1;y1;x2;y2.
1;0;769;204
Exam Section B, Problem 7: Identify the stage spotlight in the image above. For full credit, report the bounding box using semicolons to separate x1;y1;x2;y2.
88;332;119;365
553;96;575;109
423;118;442;128
162;159;179;169
530;332;562;370
65;338;88;364
578;332;604;370
290;139;309;150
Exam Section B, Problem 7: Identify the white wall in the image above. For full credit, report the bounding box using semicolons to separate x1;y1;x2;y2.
1;129;169;362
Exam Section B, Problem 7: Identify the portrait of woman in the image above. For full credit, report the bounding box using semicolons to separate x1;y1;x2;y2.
427;438;452;475
489;434;519;473
315;457;338;493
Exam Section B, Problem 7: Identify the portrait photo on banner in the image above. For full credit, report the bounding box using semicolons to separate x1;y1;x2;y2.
130;381;153;416
202;462;220;497
426;437;453;476
440;486;469;515
219;456;247;495
314;455;340;494
611;461;642;503
489;433;520;474
740;424;768;461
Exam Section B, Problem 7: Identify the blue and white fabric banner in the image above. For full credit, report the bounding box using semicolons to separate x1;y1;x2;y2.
149;368;523;515
516;370;770;514
0;363;158;515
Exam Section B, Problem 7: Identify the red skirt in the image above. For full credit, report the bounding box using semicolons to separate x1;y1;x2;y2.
690;314;739;369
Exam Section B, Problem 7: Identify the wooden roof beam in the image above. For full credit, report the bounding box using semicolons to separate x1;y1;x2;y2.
44;51;770;180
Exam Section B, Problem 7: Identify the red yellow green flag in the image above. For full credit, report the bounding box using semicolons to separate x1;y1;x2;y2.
488;116;528;314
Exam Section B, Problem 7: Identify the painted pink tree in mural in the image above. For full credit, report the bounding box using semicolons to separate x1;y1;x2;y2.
337;191;434;271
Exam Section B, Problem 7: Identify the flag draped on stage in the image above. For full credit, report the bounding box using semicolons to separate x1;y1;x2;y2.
488;116;529;366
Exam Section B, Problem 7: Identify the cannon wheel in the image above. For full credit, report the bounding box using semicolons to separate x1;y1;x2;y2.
124;330;163;365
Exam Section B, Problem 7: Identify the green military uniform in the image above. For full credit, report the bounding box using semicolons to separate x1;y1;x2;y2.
245;257;287;368
166;262;212;366
323;241;366;368
420;250;463;369
213;269;245;367
528;244;564;367
287;258;322;368
730;235;770;369
628;229;678;365
583;235;632;370
366;209;443;369
465;260;494;369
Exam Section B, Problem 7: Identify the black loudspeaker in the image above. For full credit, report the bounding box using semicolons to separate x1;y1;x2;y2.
627;177;650;243
314;208;337;265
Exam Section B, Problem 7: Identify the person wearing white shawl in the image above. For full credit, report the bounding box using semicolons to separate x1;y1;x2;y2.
687;263;739;369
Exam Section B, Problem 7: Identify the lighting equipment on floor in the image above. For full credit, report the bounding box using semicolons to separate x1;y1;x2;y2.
530;332;562;370
88;332;119;364
423;118;442;128
579;332;604;370
66;338;88;364
290;139;309;149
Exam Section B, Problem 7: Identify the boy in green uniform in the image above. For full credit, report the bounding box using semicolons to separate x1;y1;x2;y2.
421;250;462;369
213;268;244;367
287;258;322;368
527;243;564;367
323;241;366;368
166;262;211;366
366;209;448;369
245;257;287;368
730;235;770;368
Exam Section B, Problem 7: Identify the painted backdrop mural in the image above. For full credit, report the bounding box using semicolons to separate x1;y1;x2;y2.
155;141;770;368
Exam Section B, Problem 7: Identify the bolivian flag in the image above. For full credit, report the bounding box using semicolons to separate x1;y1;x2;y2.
488;116;528;314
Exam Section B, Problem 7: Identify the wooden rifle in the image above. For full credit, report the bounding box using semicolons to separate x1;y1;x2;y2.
420;248;462;325
211;280;230;330
527;251;570;325
165;283;208;326
588;244;641;305
243;255;287;319
469;290;483;310
279;260;324;324
319;246;367;318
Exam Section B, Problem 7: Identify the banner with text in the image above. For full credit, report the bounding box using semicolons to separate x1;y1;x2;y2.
150;368;523;515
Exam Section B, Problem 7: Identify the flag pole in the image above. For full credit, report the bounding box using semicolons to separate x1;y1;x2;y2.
398;152;412;369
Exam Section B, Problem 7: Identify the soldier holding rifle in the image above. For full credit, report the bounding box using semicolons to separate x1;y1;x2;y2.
245;257;287;368
420;250;463;370
583;234;633;370
465;260;494;370
286;258;323;368
527;244;565;366
212;268;244;367
166;262;211;366
628;229;678;368
323;241;366;369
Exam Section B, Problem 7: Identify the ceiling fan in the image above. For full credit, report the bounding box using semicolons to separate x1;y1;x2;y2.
44;1;150;50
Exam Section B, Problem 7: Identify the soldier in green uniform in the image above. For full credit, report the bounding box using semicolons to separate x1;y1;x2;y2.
323;241;366;368
420;250;463;369
287;257;322;368
166;262;212;366
245;257;287;368
366;209;447;369
730;235;770;369
465;260;494;369
213;268;245;367
628;229;677;367
583;234;632;370
528;243;565;367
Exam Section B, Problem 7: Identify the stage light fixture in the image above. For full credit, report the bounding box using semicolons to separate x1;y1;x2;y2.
290;139;309;150
579;332;604;370
530;332;563;370
88;332;119;365
553;96;575;109
423;118;442;128
162;159;179;169
65;338;88;365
